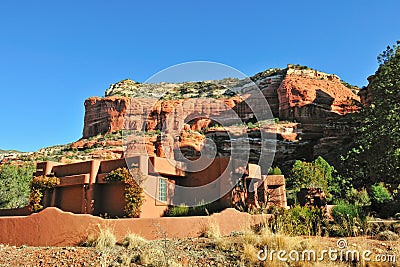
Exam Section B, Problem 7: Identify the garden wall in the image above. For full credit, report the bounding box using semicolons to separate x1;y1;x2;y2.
0;207;271;247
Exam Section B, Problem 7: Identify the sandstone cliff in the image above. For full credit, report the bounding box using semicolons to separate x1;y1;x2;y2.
78;64;361;172
84;64;359;138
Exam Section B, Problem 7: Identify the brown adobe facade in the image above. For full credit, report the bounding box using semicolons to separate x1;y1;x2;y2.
0;156;286;218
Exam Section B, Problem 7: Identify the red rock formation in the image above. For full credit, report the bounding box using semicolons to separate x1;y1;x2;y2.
83;96;131;138
80;67;361;171
357;75;374;107
84;96;244;138
277;74;359;123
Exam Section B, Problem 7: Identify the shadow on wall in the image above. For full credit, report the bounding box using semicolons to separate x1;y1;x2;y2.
285;89;335;124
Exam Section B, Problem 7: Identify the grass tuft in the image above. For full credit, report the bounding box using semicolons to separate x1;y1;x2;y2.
122;233;148;249
85;227;116;249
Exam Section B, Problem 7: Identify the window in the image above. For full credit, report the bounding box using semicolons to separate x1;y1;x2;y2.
158;177;167;202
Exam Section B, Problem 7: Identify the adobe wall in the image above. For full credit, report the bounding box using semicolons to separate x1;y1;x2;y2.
94;180;169;218
0;207;271;247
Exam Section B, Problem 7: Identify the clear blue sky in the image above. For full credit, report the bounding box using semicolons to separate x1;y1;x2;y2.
1;0;399;152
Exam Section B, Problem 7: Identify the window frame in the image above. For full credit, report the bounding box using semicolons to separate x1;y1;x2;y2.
158;177;167;202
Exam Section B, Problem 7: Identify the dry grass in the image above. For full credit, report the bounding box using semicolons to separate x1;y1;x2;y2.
241;243;259;265
86;227;116;250
139;247;182;267
204;221;221;239
210;223;399;267
122;233;148;249
139;247;165;266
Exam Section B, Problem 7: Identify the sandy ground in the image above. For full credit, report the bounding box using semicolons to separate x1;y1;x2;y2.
0;236;398;267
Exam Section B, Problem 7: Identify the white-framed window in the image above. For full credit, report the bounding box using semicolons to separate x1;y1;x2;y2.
158;177;167;202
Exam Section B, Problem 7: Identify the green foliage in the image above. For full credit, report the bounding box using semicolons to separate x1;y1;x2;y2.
343;41;400;186
29;175;60;212
329;201;368;237
287;156;349;202
190;200;210;216
269;206;327;236
164;200;210;217
104;130;123;141
246;121;259;130
370;183;393;204
104;167;146;218
268;166;282;175
0;162;35;209
377;40;400;65
165;204;189;217
268;203;370;237
344;188;371;207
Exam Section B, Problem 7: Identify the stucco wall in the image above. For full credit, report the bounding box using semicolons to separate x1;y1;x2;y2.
0;207;271;247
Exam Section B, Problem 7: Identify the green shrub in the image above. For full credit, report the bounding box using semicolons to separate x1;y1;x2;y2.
268;166;282;175
165;204;189;217
371;183;393;204
190;200;210;216
247;122;258;130
29;175;60;212
344;188;371;207
269;206;327;236
288;156;351;203
329;201;367;237
0;162;35;209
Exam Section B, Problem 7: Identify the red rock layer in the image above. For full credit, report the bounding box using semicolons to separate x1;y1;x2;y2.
277;74;359;123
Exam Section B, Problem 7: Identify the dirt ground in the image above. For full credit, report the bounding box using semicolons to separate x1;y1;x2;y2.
0;236;398;267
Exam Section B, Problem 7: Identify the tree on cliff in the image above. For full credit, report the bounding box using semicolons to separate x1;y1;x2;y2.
343;41;400;187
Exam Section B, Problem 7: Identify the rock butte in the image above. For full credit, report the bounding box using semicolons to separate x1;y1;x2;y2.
78;64;361;172
83;66;360;138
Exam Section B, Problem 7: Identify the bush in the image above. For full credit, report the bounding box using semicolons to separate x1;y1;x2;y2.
375;230;399;241
165;205;189;217
122;233;148;249
164;200;210;217
371;183;393;204
204;222;221;239
247;122;258;130
268;166;282;175
329;202;367;237
86;228;116;249
29;175;60;212
344;188;371;207
104;168;146;218
269;206;327;236
288;156;351;203
0;162;35;209
190;200;210;216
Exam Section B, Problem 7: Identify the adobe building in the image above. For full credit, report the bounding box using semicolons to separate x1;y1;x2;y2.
1;156;287;218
